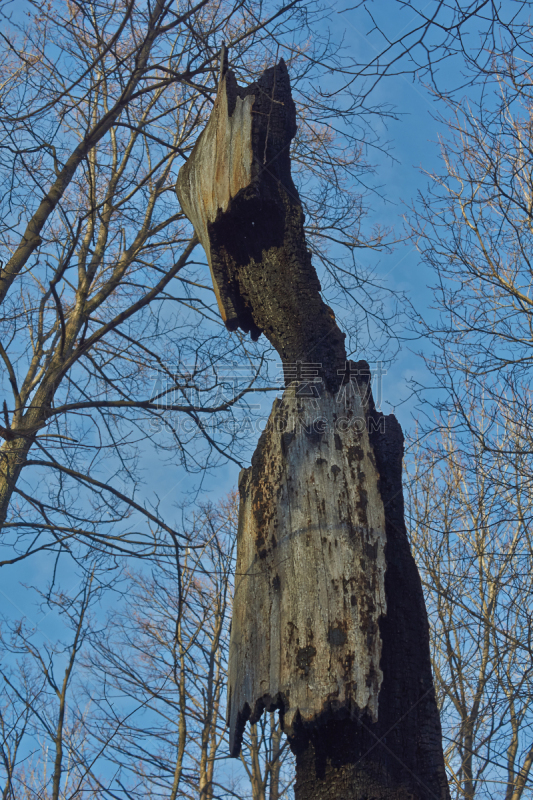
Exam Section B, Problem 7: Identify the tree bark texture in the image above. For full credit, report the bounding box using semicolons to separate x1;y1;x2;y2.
176;59;450;800
0;377;52;527
228;378;387;751
228;370;449;799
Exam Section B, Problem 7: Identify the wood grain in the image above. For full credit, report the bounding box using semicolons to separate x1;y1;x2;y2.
176;75;254;325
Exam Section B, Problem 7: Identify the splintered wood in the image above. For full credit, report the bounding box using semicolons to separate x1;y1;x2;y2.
176;75;254;324
227;382;387;756
176;61;346;380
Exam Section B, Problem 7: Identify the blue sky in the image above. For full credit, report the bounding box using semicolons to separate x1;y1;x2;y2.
0;35;445;685
3;5;525;797
0;0;483;720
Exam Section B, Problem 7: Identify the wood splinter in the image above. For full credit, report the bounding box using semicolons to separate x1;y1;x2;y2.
176;54;450;800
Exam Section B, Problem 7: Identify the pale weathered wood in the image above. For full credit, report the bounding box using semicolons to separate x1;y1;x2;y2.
176;73;254;326
228;380;387;755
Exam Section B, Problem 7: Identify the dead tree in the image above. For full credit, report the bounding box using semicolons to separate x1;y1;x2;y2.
177;55;450;800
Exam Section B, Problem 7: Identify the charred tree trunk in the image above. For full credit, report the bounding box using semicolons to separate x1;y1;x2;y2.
177;55;450;800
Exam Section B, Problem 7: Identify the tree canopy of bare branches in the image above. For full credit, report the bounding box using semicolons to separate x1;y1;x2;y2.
410;42;533;514
5;1;533;798
408;418;533;800
408;28;533;800
0;0;403;569
0;496;295;799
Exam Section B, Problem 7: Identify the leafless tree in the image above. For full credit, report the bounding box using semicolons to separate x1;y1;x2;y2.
406;37;533;798
407;415;533;800
80;497;234;798
0;495;294;799
0;567;109;800
239;714;293;800
0;0;402;573
410;40;533;447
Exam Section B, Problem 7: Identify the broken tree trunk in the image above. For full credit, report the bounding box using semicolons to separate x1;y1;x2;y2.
177;56;450;800
177;58;345;392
